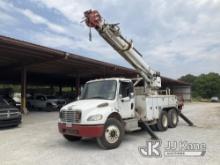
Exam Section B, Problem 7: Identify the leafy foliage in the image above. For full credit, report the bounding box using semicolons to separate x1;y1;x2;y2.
179;72;220;98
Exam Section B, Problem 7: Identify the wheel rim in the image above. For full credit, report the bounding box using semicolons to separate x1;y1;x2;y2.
172;112;177;125
162;114;168;128
105;125;120;144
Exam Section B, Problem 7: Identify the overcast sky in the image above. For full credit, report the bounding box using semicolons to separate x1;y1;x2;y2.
0;0;220;78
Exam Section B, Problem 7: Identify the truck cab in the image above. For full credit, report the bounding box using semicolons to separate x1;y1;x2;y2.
58;78;136;148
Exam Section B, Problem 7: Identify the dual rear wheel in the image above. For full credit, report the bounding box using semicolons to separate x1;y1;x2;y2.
168;109;179;128
151;109;178;131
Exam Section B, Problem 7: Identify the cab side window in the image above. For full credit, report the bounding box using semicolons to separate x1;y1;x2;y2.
119;81;133;98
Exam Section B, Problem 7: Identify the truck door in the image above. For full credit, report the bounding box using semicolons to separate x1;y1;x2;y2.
118;81;135;119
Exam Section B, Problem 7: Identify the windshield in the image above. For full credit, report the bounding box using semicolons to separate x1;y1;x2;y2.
0;97;9;106
81;80;117;100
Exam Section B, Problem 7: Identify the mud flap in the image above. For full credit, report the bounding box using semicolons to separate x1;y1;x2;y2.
138;120;159;140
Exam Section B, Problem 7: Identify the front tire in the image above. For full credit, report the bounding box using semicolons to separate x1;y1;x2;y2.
63;135;81;141
156;111;168;131
97;118;124;149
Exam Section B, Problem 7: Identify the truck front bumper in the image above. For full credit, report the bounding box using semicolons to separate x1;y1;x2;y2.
0;115;22;128
58;122;104;138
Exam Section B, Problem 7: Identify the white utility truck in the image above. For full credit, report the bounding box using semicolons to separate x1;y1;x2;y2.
58;10;193;149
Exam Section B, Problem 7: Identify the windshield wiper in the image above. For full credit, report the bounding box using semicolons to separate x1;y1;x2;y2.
88;96;106;99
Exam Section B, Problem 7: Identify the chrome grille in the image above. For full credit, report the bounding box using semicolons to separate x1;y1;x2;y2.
10;113;19;117
61;110;81;123
0;112;19;119
0;110;8;114
0;114;7;119
9;109;19;113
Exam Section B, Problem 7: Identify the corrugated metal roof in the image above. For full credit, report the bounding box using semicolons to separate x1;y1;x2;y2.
0;35;137;85
0;35;190;86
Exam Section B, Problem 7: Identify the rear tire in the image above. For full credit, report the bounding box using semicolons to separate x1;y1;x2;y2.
63;135;81;141
97;118;124;150
168;109;179;128
156;111;168;131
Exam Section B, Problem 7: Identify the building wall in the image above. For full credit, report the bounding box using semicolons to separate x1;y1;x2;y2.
171;86;191;101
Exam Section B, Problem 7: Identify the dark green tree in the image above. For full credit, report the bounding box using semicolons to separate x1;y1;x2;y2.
179;72;220;98
178;74;197;84
194;73;220;98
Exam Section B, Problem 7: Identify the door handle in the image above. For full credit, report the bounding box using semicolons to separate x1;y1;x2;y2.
131;103;134;110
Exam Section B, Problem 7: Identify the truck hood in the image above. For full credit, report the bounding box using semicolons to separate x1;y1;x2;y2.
61;99;111;112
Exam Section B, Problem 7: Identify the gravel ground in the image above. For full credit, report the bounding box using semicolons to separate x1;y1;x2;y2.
0;102;220;165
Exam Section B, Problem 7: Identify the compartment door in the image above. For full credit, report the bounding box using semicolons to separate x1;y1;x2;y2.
153;97;159;119
146;97;154;120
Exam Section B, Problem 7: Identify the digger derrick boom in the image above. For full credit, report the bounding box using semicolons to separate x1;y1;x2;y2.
84;10;161;89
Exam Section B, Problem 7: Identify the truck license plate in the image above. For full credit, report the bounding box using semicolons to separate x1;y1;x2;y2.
66;122;72;127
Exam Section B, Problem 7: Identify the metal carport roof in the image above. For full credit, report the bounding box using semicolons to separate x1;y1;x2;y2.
0;35;190;87
0;35;137;85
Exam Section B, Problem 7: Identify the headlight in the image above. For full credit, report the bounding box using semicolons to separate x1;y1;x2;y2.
87;114;103;121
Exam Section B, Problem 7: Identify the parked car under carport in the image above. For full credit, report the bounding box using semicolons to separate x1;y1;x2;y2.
27;94;66;111
0;97;22;128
